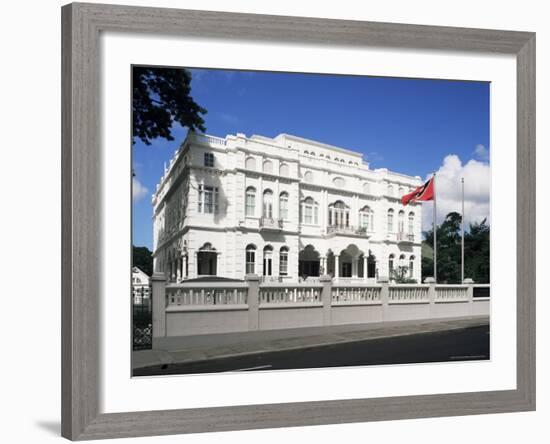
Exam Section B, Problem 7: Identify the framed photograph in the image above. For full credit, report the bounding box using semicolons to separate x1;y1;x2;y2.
62;2;535;440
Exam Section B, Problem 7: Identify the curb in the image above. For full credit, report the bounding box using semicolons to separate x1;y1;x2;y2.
133;318;489;371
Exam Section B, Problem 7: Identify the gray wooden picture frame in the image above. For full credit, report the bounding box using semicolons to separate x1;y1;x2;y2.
61;2;536;440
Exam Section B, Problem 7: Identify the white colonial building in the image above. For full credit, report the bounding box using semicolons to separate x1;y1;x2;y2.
152;132;423;283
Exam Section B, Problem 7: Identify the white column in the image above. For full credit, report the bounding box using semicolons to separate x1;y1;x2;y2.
176;257;181;282
352;258;358;278
363;255;368;281
215;253;220;276
335;255;340;279
183;255;188;279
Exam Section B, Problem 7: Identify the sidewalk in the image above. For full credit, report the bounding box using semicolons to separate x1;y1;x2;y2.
132;315;489;370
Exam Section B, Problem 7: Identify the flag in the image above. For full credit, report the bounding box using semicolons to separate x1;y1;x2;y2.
401;177;435;205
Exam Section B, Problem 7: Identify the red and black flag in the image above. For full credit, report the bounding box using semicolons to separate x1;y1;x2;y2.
401;176;435;205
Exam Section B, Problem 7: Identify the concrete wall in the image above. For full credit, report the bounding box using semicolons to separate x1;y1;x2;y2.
259;305;324;330
331;303;384;325
165;307;249;336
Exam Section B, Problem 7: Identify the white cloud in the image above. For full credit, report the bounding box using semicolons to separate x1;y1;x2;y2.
132;177;148;202
421;154;490;232
474;143;489;161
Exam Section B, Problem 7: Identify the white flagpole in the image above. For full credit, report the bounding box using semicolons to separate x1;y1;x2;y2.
433;172;437;283
461;177;465;283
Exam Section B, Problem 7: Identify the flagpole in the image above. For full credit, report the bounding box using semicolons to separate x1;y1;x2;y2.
433;172;437;283
461;177;465;283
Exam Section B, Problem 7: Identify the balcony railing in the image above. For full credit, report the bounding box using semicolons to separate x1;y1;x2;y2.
190;133;227;146
326;225;369;236
396;232;415;242
259;217;283;230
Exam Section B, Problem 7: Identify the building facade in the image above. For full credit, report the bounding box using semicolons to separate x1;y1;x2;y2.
151;132;423;283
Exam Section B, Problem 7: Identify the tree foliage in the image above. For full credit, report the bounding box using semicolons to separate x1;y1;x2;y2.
132;67;207;145
422;212;490;283
133;246;153;276
390;266;417;284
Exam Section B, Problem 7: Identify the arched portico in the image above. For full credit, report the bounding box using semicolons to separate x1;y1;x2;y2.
325;244;376;281
196;242;218;276
299;244;321;278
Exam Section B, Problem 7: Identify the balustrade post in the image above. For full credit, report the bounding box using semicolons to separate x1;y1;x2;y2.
463;278;475;314
320;275;333;326
151;272;167;348
424;277;436;316
246;274;260;331
379;276;389;321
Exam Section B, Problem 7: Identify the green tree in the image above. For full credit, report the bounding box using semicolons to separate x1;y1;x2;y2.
133;246;153;276
464;219;490;283
390;266;417;284
422;212;490;284
132;67;207;146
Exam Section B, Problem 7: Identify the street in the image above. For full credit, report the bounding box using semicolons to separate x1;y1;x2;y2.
134;324;489;376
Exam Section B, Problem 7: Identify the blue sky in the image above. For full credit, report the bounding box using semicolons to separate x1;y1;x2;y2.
133;69;490;250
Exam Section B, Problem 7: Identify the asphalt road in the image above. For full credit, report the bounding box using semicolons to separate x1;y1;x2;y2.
134;324;489;376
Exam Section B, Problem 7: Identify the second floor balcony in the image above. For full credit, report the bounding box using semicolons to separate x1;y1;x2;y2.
259;217;284;231
393;232;414;243
326;224;370;237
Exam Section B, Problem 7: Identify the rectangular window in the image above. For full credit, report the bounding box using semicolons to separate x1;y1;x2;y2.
204;152;214;167
280;198;288;220
246;193;255;217
304;205;313;224
198;185;219;214
246;251;255;274
280;251;288;275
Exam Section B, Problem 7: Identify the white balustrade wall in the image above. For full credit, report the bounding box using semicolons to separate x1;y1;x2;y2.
151;274;490;340
389;285;429;303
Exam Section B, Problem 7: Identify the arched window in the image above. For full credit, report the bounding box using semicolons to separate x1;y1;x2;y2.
245;244;256;274
408;212;415;234
359;206;374;232
304;170;314;183
279;192;289;220
279;247;289;276
398;210;405;233
263;189;273;219
349;161;353;165
388;183;394;196
279;162;289;177
389;254;395;276
301;197;319;225
329;200;349;227
310;152;316;156
263;160;273;174
399;253;406;261
332;176;345;188
334;157;340;162
409;255;415;278
387;209;394;232
398;186;404;196
304;150;310;155
363;182;371;194
263;245;273;276
245;156;256;170
245;186;256;217
326;155;331;160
